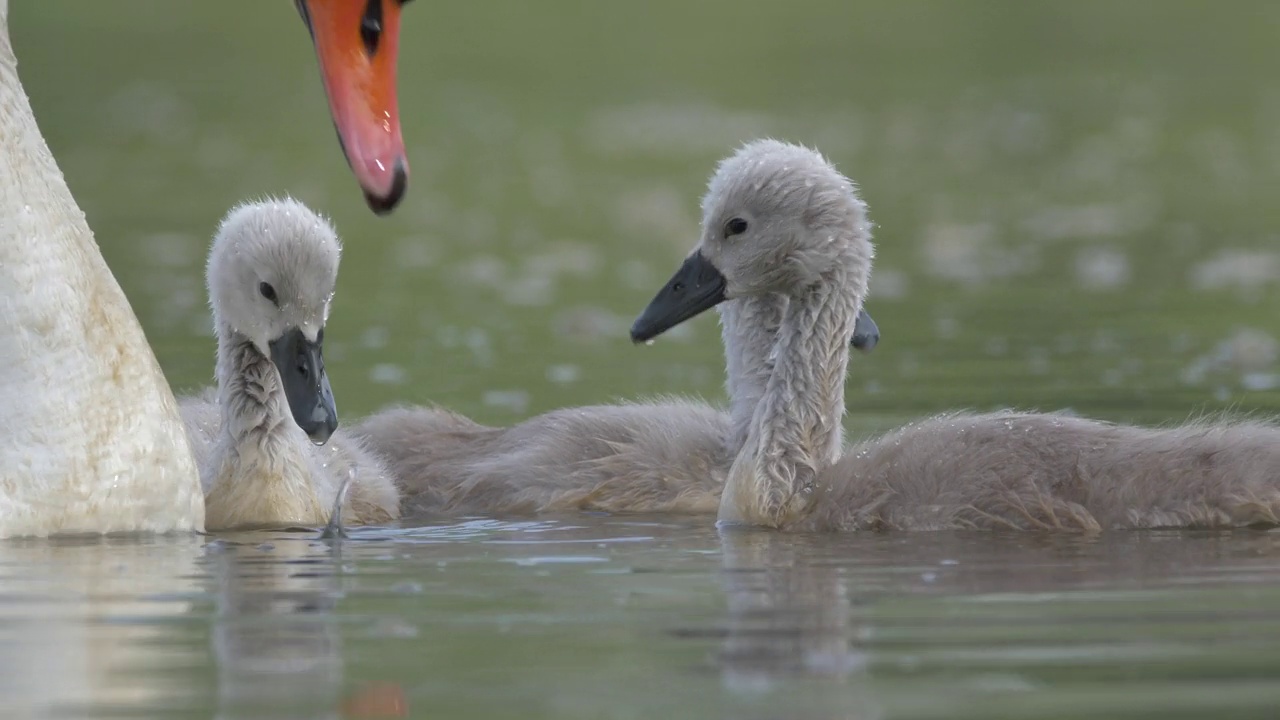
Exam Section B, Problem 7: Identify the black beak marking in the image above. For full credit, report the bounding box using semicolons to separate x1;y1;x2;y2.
294;0;315;38
364;157;408;215
630;251;728;343
851;309;879;353
269;327;338;445
631;252;882;354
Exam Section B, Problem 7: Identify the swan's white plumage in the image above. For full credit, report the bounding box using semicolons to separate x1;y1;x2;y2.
0;7;202;537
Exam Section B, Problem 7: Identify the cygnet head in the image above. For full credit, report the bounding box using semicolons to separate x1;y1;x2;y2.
207;197;342;444
631;139;874;343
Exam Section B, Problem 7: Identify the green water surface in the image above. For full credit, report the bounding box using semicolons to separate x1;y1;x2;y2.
6;1;1280;717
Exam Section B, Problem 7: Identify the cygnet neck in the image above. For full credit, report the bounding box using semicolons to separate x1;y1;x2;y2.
718;294;788;454
214;321;292;447
719;256;865;528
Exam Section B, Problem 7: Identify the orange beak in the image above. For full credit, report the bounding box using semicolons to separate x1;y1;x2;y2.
296;0;409;215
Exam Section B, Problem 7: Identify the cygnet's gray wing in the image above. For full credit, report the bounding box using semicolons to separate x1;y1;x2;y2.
813;410;1280;532
352;400;732;517
348;405;500;515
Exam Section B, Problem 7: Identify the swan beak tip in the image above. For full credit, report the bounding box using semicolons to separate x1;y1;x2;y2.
300;0;410;214
363;157;409;215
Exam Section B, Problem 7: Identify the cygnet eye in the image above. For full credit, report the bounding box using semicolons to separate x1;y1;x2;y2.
725;217;749;237
259;281;279;305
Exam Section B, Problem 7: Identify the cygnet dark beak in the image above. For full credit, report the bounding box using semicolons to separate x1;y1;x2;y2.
631;250;728;343
269;327;338;445
851;309;879;353
631;250;882;353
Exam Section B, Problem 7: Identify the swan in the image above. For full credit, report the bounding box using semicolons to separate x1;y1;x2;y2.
179;199;399;531
0;0;412;537
351;301;878;518
631;138;1280;532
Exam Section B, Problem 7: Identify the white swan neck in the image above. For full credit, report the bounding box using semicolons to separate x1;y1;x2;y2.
0;15;202;537
0;22;85;250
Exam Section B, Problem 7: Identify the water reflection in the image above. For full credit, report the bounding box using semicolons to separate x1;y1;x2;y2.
700;529;1280;719
0;535;203;718
7;520;1280;718
716;530;862;687
205;533;347;720
0;531;409;719
713;529;874;720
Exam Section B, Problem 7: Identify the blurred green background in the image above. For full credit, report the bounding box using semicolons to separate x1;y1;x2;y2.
13;0;1280;433
10;5;1280;719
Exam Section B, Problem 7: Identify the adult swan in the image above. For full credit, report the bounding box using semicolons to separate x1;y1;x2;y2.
0;0;412;537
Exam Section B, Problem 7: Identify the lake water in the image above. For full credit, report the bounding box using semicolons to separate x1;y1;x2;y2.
7;1;1280;717
5;524;1280;719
